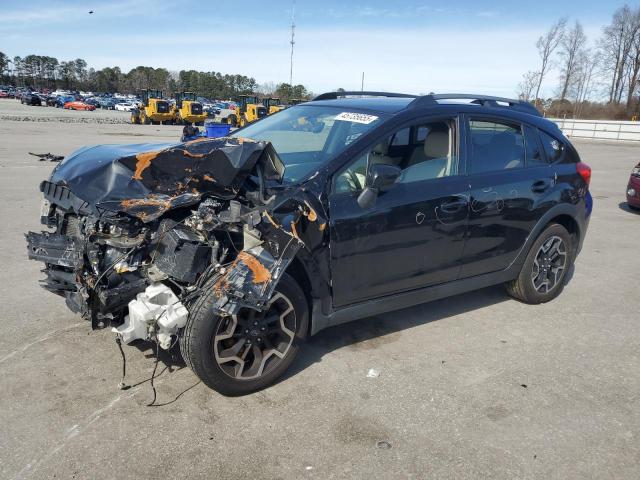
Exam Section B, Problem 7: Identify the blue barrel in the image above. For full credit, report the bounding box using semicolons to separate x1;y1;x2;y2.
205;123;231;138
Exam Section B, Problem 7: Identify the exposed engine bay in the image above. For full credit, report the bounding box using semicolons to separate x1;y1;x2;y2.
26;137;327;350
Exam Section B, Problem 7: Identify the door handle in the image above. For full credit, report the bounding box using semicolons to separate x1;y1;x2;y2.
531;179;552;193
440;197;468;214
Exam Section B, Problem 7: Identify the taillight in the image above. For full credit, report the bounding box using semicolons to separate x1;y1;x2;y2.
576;162;591;186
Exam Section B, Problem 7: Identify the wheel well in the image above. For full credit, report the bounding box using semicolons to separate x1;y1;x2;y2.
548;214;580;251
285;257;314;334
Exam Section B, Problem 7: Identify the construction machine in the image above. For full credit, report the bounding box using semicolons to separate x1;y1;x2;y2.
262;97;285;115
130;89;175;125
173;91;207;125
226;95;267;127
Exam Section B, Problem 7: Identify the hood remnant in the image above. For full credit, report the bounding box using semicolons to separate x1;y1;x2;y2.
49;137;284;222
26;136;328;350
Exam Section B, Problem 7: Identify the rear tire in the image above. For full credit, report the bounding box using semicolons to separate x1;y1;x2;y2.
505;223;573;304
180;273;308;396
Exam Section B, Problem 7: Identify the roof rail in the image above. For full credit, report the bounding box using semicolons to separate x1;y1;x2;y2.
311;91;417;101
410;93;541;116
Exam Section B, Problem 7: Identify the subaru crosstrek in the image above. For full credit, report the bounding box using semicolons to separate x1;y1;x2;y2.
26;92;592;395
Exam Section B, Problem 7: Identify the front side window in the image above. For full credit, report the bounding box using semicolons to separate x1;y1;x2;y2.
333;119;457;193
469;120;525;173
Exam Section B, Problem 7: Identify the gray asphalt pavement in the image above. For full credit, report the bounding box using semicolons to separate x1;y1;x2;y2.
1;108;639;479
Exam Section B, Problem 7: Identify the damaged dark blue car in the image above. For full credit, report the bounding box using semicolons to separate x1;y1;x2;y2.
27;92;592;395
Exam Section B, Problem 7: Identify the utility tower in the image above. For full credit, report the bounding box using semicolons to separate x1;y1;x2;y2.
289;0;296;87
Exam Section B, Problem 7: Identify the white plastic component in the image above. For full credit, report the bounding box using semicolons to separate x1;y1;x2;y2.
112;283;189;350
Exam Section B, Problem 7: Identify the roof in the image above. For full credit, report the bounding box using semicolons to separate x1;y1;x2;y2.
307;91;543;119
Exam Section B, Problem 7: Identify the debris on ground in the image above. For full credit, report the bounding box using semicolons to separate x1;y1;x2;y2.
29;152;64;162
366;368;380;378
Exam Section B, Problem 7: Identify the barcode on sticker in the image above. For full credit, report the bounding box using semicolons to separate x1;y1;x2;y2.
334;112;379;124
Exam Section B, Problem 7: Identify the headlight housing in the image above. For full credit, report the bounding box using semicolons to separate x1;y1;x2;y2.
632;166;640;177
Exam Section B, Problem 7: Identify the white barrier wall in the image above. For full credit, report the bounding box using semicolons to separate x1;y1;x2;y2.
549;118;640;142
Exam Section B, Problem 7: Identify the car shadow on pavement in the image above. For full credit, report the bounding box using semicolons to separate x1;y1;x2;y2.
618;202;640;215
280;284;511;384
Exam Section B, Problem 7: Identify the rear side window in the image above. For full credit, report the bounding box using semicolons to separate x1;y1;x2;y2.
524;125;547;166
469;120;525;173
539;131;565;163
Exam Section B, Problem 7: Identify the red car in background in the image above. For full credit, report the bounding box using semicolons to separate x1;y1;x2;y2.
627;162;640;210
63;100;96;111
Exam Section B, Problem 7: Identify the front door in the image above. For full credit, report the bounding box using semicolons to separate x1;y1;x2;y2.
328;117;470;307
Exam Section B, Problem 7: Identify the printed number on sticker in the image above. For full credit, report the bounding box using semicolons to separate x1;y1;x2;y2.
334;112;379;124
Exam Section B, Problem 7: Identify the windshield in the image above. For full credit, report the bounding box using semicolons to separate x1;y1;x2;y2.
231;105;384;182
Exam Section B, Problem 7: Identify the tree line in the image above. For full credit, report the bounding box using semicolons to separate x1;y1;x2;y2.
0;52;311;102
518;4;640;119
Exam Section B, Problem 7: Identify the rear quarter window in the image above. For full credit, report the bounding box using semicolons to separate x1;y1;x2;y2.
539;130;569;164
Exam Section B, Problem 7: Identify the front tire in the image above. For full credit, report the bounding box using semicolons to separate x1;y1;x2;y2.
180;273;308;396
505;223;573;304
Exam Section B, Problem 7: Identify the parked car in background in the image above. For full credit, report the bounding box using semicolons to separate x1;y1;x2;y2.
98;98;116;110
115;102;137;112
213;102;237;123
21;93;42;106
84;98;101;108
55;95;74;108
0;90;9;98
45;95;59;107
63;100;96;111
627;162;640;210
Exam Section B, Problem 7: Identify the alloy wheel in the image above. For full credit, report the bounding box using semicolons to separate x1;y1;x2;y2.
213;292;296;380
531;235;567;293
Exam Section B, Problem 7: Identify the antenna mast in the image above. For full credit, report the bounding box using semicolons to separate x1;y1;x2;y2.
289;0;296;86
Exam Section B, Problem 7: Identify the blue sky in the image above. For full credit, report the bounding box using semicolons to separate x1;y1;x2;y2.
0;0;627;97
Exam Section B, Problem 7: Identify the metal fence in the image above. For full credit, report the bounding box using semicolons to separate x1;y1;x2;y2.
549;118;640;142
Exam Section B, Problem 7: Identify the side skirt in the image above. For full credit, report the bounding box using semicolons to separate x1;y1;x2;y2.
310;265;518;335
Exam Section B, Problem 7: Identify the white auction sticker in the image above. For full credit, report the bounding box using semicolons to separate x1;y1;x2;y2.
334;112;379;124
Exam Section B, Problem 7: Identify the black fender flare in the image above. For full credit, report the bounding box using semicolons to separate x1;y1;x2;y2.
507;202;583;270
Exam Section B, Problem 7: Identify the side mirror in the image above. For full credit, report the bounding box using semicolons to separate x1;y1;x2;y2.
357;164;401;209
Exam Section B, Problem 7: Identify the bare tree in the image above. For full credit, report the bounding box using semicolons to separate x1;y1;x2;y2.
558;21;587;101
600;5;638;103
573;50;599;118
518;71;540;101
625;7;640;108
256;81;277;96
534;17;567;104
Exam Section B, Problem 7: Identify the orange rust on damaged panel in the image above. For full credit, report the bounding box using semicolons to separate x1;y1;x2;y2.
318;222;327;231
290;220;301;240
237;251;271;284
262;210;281;229
120;196;172;210
203;174;216;182
182;149;205;159
303;201;318;222
132;151;161;180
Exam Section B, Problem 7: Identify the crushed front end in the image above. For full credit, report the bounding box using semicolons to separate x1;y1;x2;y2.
26;137;327;350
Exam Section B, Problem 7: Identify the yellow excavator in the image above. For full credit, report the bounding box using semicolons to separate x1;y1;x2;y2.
173;91;207;126
131;90;175;125
226;95;267;127
262;97;285;115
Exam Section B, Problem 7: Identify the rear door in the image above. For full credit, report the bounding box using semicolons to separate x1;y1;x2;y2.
328;116;470;307
459;117;556;278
